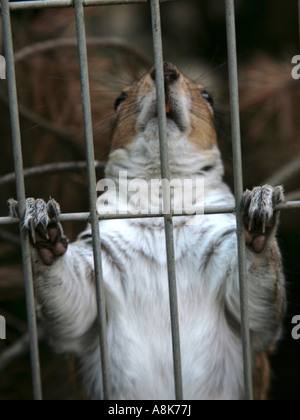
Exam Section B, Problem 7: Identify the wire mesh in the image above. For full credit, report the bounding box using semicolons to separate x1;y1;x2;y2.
0;0;299;401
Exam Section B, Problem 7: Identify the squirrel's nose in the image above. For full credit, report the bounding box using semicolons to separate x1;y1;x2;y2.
150;62;180;85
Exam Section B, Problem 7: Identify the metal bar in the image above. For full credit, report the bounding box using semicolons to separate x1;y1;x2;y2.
0;0;42;401
225;0;253;400
1;201;300;226
74;0;111;400
276;201;300;210
150;0;183;401
6;0;179;11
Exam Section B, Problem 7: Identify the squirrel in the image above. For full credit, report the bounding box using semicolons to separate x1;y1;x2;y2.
9;62;286;400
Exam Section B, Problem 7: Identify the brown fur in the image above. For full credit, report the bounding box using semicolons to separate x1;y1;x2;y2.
111;64;217;151
253;351;271;400
111;83;140;150
187;80;217;149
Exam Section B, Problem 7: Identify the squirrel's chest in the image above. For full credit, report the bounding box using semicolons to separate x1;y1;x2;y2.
100;259;243;400
86;218;242;399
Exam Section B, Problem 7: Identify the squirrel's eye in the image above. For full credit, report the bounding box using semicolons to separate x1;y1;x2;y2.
201;90;214;108
114;92;128;111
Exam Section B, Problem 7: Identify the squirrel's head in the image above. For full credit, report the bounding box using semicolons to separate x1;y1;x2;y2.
107;62;222;180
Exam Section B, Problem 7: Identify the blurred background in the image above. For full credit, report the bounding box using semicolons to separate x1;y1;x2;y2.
0;0;299;400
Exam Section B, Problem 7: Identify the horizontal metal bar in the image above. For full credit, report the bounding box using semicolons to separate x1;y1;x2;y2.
1;201;299;226
276;201;300;210
6;0;179;11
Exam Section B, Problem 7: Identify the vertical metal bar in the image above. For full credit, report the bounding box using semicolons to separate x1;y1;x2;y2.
150;0;183;401
225;0;253;400
74;0;112;400
0;0;42;400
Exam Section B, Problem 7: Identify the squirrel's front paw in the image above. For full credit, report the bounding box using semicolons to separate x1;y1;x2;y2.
242;185;284;254
8;198;69;266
